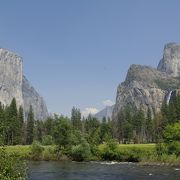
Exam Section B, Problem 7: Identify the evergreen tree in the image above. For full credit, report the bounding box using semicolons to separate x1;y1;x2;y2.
174;93;180;121
134;109;145;143
43;117;54;135
17;106;24;144
146;107;153;142
71;107;82;131
53;116;72;150
5;98;18;145
0;102;5;144
26;106;34;145
34;120;43;142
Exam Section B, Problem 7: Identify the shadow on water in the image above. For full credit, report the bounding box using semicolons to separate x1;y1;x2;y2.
28;161;180;180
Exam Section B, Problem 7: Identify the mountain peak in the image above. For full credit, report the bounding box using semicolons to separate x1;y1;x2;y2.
157;42;180;77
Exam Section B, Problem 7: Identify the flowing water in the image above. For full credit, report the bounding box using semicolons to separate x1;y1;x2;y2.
28;161;180;180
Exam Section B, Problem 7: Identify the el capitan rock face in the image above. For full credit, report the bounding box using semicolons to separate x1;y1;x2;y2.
112;43;180;121
0;48;48;120
0;48;23;107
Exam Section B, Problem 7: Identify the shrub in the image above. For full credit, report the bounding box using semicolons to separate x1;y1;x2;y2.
71;138;91;161
163;122;180;156
0;147;27;179
30;141;44;160
166;141;180;156
42;135;54;145
42;146;57;161
156;143;168;156
100;139;119;161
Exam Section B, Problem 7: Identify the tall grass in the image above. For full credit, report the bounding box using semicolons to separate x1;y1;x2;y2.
1;143;180;165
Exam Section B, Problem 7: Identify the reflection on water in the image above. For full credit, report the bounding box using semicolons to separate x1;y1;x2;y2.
28;161;180;180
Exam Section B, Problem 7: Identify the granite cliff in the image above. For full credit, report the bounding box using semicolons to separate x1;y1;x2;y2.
112;43;180;121
0;48;48;120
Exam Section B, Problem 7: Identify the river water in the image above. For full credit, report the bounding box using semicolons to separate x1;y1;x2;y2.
28;161;180;180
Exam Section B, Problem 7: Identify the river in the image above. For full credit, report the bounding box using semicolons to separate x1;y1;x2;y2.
28;161;180;180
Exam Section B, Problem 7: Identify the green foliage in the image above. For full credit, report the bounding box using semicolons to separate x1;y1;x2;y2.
30;141;44;160
43;117;54;135
4;98;18;145
18;106;24;144
99;117;113;143
71;138;91;161
100;139;119;160
163;121;180;156
163;121;180;142
26;106;34;145
53;116;73;151
42;135;54;145
146;107;153;142
71;107;82;131
166;141;180;156
34;120;43;142
156;143;168;156
0;147;27;179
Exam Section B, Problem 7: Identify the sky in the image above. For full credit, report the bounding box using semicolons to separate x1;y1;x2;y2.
0;0;180;117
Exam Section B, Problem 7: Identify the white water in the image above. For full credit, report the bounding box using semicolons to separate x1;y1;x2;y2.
166;91;173;105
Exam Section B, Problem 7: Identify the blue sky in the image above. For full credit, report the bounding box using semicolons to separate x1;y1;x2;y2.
0;0;180;116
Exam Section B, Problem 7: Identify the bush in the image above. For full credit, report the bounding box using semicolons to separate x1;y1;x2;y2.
166;141;180;156
163;122;180;156
30;141;44;160
42;146;57;161
42;135;54;145
100;139;119;161
0;147;27;179
71;138;91;161
156;143;168;156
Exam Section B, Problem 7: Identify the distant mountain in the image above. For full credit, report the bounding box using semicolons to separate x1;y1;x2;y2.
113;42;180;121
94;105;114;121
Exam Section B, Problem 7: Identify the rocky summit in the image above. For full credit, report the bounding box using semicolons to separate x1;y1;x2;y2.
112;43;180;121
0;48;48;120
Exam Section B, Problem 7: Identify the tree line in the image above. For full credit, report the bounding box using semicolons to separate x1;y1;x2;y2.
0;94;179;147
0;98;35;145
114;93;180;144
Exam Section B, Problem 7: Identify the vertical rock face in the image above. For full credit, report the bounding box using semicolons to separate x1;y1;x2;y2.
158;42;180;77
22;76;49;120
112;43;180;121
0;48;23;107
0;48;48;120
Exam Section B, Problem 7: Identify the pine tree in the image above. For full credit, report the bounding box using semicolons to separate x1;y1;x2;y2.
17;106;24;144
134;109;145;143
0;102;5;144
146;107;153;142
5;98;18;145
35;120;43;142
71;107;82;131
174;93;180;121
26;106;34;145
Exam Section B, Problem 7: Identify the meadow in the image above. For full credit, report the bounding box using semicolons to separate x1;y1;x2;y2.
2;143;180;165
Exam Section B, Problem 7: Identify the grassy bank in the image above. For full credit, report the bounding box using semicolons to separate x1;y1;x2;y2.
1;143;180;165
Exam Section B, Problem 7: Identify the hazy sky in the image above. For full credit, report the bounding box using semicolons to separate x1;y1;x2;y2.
0;0;180;116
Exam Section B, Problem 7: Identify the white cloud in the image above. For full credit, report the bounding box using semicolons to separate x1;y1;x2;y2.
102;99;114;107
82;107;99;117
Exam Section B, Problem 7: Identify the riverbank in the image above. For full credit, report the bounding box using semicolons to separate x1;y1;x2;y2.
2;144;180;166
